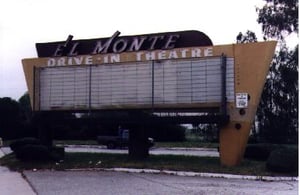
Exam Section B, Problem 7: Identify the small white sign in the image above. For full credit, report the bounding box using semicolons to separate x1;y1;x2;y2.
236;93;248;108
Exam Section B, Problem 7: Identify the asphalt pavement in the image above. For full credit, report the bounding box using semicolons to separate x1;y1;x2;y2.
24;170;298;195
0;146;298;195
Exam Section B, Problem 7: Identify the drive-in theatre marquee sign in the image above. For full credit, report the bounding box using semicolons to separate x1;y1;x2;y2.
22;30;276;166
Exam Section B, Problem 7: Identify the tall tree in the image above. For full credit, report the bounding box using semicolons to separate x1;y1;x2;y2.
237;0;298;143
257;0;298;40
0;97;22;139
18;92;32;123
257;45;298;143
256;0;298;143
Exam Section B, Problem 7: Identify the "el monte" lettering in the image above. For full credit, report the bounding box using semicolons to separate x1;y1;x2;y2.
54;31;181;57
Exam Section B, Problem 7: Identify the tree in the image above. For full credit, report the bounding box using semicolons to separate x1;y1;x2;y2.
18;92;32;123
257;0;298;40
257;45;298;143
0;97;22;139
256;0;298;143
236;30;258;43
236;0;298;143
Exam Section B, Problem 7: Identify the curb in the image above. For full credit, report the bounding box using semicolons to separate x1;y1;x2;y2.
65;167;298;182
62;145;218;152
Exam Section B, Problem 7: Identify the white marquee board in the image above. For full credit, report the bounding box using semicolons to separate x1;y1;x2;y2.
37;57;234;111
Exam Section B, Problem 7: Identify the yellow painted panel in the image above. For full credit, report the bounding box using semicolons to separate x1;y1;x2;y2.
219;41;277;166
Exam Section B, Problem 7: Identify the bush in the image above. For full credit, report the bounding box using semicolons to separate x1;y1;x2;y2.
9;137;41;152
266;147;298;173
49;146;65;161
10;137;65;161
15;144;51;161
244;144;276;161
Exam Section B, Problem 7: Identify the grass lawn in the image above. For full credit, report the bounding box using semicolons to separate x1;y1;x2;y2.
52;140;219;149
0;152;297;177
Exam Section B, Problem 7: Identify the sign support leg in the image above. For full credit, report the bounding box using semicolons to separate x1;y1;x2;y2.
128;126;149;159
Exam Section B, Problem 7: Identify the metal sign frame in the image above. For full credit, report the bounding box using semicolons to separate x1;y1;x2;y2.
33;55;230;125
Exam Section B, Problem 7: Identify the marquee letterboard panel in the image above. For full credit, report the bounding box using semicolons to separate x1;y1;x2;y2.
37;57;234;111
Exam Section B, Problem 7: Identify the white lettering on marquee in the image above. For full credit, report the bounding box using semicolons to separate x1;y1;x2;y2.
168;50;178;59
158;51;167;60
181;49;188;58
136;52;144;61
47;58;56;66
47;56;94;66
85;56;93;64
57;58;66;66
101;54;121;63
110;54;120;63
74;57;84;64
191;48;201;57
145;52;156;60
204;47;213;56
46;47;213;67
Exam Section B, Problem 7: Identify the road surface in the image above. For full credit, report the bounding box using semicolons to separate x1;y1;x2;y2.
24;170;298;195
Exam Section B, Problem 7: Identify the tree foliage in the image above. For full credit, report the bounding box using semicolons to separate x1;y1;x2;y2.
257;45;298;143
236;0;298;144
18;92;32;123
236;30;258;43
257;0;298;143
257;0;298;40
0;97;22;138
0;94;37;139
255;0;298;143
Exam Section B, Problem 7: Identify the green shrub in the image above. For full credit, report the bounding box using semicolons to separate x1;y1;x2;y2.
15;144;51;161
9;137;41;152
266;147;298;173
244;144;276;161
49;146;65;161
10;137;65;162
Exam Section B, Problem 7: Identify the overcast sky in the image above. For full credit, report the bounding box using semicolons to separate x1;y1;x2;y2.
0;0;266;100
